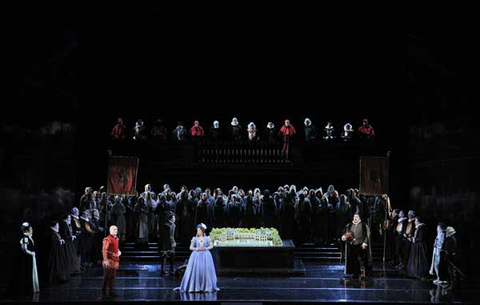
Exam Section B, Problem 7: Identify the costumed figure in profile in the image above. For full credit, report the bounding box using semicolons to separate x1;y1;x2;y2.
159;212;177;275
174;223;219;293
14;222;40;296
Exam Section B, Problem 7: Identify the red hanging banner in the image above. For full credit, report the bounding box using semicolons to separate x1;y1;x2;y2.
107;156;139;195
359;156;388;195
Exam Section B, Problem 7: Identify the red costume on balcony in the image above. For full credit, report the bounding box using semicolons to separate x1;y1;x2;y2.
278;119;296;153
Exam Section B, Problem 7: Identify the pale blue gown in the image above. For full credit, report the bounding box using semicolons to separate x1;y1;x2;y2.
175;235;220;292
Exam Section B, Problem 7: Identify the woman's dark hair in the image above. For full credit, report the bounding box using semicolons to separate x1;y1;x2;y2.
196;224;206;233
437;222;446;230
20;222;32;233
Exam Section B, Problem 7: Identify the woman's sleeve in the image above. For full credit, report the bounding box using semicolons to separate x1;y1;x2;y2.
20;238;35;256
189;237;197;251
206;237;214;250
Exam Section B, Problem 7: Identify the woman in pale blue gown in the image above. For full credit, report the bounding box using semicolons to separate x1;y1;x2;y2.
174;223;219;293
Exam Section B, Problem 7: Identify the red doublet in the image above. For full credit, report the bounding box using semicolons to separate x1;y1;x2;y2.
358;125;375;136
102;235;120;269
190;126;205;137
111;124;126;137
279;125;296;136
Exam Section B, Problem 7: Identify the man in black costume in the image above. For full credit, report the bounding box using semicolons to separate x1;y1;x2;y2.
159;212;176;275
342;213;372;280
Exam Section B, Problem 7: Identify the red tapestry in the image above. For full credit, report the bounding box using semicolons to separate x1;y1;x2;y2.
359;156;388;195
107;156;139;195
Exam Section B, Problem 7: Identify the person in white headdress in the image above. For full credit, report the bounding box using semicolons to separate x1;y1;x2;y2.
247;122;259;141
229;117;243;141
304;118;317;141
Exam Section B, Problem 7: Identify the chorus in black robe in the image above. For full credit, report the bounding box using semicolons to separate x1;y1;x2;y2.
407;220;429;279
70;209;82;267
303;118;317;141
178;192;196;245
243;195;258;228
315;198;334;245
347;189;363;219
90;211;105;266
387;210;399;265
263;122;277;143
208;121;222;141
260;190;277;229
59;216;81;275
296;193;312;243
335;195;351;241
213;196;227;228
342;217;373;279
280;191;297;240
402;214;416;268
195;196;210;228
46;223;70;283
229;118;243;141
78;214;94;267
226;195;243;227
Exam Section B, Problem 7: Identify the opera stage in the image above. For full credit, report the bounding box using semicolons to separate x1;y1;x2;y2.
6;261;475;303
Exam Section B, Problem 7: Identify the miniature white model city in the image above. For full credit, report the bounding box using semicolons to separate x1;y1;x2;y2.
211;228;282;247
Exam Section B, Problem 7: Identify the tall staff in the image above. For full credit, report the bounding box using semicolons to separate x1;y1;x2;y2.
382;151;391;268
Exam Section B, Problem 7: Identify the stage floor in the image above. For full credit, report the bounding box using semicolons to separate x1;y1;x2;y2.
7;261;476;303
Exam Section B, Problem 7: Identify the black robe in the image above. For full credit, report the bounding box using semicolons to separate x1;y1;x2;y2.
229;125;243;141
243;196;258;228
304;125;317;141
46;230;70;283
280;201;296;240
344;221;373;276
314;202;334;243
227;199;243;227
195;200;209;227
12;234;39;295
263;127;277;142
335;202;351;240
178;198;196;245
59;221;81;274
407;224;429;279
213;197;227;228
208;127;222;141
296;198;312;242
261;195;277;229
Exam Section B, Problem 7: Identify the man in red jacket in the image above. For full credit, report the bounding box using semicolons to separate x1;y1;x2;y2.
190;120;205;138
358;118;375;140
111;118;126;140
278;119;296;155
102;225;121;298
